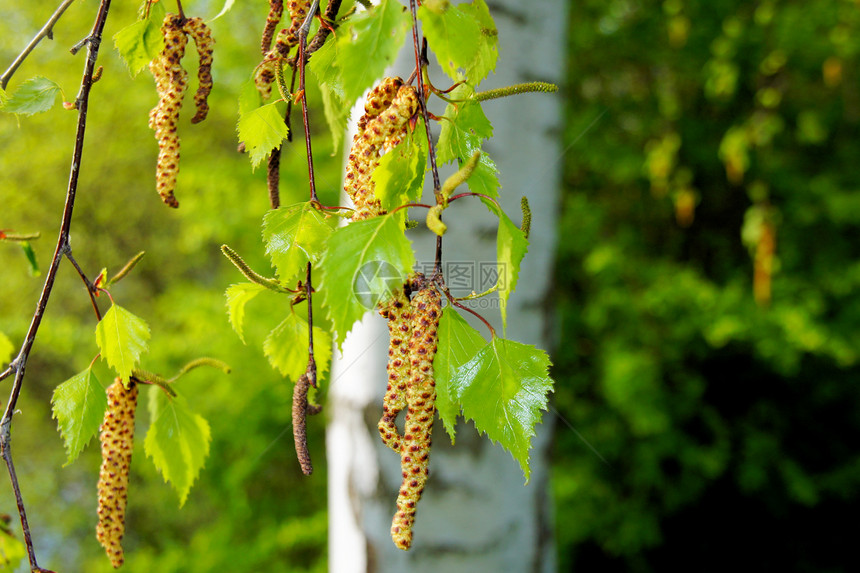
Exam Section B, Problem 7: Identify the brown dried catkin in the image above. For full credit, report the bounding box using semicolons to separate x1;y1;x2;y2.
96;379;139;568
390;284;441;550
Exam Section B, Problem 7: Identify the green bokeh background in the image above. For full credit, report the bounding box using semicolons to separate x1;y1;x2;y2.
1;0;860;571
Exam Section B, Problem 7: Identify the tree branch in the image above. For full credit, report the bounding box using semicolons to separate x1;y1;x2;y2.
0;2;114;570
0;0;77;90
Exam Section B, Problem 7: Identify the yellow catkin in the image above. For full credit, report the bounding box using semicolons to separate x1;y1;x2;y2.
345;81;419;221
182;17;215;124
255;0;310;99
390;285;441;550
149;14;188;208
377;289;413;451
96;379;139;569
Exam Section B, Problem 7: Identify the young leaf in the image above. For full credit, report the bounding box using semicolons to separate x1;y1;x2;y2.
418;0;486;84
458;0;499;84
0;331;13;365
435;307;487;441
145;389;211;507
211;0;236;21
318;214;415;347
1;76;62;116
329;0;410;107
51;366;108;465
309;39;350;152
371;119;429;211
450;337;554;482
262;202;333;285
96;304;151;382
436;85;499;197
495;210;529;329
237;101;289;169
113;8;165;76
225;282;268;343
19;241;40;276
263;309;333;380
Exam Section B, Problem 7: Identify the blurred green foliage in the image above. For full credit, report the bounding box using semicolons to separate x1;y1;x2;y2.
1;1;332;571
555;0;860;570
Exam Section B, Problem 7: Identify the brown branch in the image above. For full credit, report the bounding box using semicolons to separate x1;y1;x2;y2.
0;0;77;90
407;4;444;277
0;1;114;570
297;0;321;203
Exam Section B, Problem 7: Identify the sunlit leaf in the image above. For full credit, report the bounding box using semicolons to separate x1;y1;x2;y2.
435;307;487;441
145;389;211;506
237;101;289;168
225;282;268;343
96;304;151;382
318;214;415;347
1;76;62;116
450;337;554;482
262;202;333;285
113;7;165;76
263;308;333;380
0;331;13;365
494;209;529;329
419;0;498;84
51;366;107;465
0;520;25;573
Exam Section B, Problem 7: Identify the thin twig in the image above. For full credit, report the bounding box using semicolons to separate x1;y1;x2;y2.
0;0;77;90
0;2;114;570
64;250;103;321
407;4;444;276
297;0;321;203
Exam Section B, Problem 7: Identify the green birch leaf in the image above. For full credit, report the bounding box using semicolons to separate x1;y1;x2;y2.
450;337;554;482
372;118;429;211
332;0;410;107
145;389;211;507
262;202;333;284
225;282;268;343
436;85;499;197
0;331;13;365
495;209;529;329
237;101;289;169
51;366;108;465
418;0;482;83
211;0;236;21
113;5;165;76
96;304;151;382
0;522;25;573
318;214;415;347
263;308;333;380
458;0;499;84
238;77;262;116
435;307;487;441
2;76;62;116
20;241;40;276
309;37;350;151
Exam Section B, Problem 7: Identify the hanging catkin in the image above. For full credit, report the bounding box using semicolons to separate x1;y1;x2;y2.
377;288;413;452
390;284;441;550
344;80;419;221
96;379;139;568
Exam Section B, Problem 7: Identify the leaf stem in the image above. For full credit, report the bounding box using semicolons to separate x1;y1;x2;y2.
0;0;78;90
0;3;114;570
445;291;496;338
65;249;103;321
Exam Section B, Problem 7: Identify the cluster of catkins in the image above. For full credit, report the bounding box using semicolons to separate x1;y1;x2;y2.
255;0;310;99
96;379;139;568
378;281;441;550
148;14;214;207
344;77;437;549
345;77;420;221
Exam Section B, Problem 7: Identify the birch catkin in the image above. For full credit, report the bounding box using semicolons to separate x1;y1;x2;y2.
378;289;413;452
96;379;139;568
391;285;441;550
345;80;419;221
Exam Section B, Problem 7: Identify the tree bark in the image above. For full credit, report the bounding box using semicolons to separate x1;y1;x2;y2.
327;1;566;570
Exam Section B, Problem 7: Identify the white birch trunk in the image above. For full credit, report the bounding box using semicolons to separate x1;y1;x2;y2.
327;1;567;571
